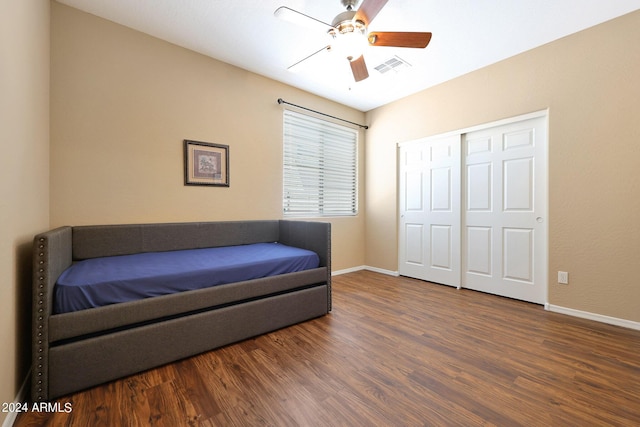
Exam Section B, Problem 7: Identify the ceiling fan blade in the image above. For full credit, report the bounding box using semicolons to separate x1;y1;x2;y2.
354;0;388;26
274;6;334;31
368;31;432;48
349;55;369;82
288;45;332;71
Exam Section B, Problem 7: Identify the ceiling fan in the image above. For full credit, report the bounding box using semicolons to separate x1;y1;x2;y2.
274;0;432;82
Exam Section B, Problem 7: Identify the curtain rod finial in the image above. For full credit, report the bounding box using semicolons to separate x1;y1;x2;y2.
277;98;284;104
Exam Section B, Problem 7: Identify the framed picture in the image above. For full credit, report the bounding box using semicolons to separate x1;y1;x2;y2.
184;140;229;187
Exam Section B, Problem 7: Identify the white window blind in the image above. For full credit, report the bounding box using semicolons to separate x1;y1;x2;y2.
283;110;358;216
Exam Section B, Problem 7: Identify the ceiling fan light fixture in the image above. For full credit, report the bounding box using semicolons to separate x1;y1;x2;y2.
337;30;368;61
328;13;368;60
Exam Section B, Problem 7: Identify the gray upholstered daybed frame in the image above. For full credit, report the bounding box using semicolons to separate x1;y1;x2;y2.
32;220;331;401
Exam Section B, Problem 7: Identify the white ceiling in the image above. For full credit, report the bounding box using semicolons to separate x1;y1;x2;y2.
56;0;639;112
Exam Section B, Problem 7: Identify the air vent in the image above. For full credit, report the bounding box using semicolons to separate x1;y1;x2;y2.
374;56;412;74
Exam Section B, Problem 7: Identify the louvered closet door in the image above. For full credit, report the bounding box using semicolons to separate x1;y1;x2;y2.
463;116;547;304
398;135;461;287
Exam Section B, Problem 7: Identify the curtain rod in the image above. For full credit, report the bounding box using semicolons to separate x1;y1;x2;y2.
277;98;369;129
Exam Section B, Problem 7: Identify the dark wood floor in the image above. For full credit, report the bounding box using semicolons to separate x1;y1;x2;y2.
15;271;640;426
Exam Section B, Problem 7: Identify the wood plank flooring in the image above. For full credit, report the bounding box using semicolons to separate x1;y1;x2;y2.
15;271;640;426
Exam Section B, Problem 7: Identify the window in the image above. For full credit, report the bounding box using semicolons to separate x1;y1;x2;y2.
283;110;358;216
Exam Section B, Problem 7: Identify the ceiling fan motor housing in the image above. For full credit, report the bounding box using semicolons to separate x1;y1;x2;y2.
330;11;365;34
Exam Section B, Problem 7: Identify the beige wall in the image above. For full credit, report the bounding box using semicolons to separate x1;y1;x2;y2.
0;0;50;419
50;3;366;271
365;11;640;323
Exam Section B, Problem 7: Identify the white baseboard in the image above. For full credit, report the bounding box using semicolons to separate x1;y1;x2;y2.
2;369;30;427
364;266;399;276
332;266;399;277
545;303;640;331
332;265;365;276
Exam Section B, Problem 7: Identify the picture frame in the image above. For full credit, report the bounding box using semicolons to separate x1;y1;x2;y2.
184;140;229;187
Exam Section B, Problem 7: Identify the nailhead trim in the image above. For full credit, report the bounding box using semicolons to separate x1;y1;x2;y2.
34;236;48;401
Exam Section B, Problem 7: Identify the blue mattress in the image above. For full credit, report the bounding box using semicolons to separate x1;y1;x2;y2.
54;242;320;314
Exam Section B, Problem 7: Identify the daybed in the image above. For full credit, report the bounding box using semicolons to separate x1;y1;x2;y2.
32;220;331;401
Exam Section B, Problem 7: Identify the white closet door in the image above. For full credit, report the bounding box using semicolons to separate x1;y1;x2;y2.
399;135;461;287
463;116;547;304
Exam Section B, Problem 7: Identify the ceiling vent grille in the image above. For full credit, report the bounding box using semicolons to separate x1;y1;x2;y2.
374;56;412;74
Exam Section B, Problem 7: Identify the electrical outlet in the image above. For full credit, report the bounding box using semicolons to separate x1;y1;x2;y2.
558;271;569;284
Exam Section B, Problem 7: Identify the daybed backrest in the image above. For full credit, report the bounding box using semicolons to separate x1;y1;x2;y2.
72;221;281;260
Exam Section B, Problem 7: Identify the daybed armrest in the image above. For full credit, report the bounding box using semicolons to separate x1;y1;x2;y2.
32;226;72;402
278;220;331;270
278;220;331;310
